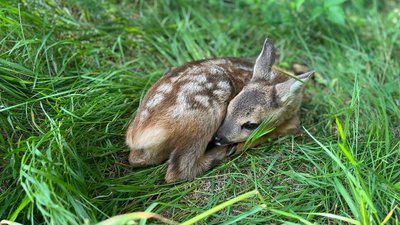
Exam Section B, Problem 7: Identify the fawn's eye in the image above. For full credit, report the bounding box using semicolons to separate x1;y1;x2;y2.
241;122;260;130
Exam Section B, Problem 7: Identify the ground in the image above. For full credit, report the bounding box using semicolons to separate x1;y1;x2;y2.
0;0;399;224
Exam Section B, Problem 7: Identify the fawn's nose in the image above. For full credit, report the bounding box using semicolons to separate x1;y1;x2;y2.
214;135;229;146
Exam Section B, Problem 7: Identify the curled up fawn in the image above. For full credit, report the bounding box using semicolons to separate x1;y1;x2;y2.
126;39;314;182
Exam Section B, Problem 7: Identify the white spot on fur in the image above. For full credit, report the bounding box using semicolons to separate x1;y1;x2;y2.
133;127;167;151
170;108;182;118
206;83;213;89
213;90;227;96
181;74;207;83
169;91;188;118
170;76;179;83
194;95;210;107
146;93;164;108
214;59;228;64
139;110;150;121
181;82;203;93
168;81;204;118
210;66;225;75
157;83;173;93
170;105;186;118
192;75;207;83
236;64;253;71
217;80;230;90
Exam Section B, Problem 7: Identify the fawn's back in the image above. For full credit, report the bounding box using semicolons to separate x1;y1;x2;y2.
126;57;256;182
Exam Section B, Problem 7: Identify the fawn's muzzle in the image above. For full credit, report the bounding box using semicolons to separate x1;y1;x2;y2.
214;135;229;146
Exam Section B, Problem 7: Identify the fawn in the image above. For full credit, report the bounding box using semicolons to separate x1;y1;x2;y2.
126;39;313;182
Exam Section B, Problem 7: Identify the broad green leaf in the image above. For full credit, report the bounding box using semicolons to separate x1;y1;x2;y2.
327;6;346;25
296;0;305;11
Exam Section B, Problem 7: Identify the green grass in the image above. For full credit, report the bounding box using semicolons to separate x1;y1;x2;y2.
1;0;399;224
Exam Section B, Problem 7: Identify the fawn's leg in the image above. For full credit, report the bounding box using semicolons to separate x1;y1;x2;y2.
165;142;230;183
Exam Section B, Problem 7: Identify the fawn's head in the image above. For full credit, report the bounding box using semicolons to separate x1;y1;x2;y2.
214;39;314;145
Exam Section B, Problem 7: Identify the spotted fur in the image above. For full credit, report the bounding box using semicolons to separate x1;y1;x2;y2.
126;39;313;182
126;57;256;182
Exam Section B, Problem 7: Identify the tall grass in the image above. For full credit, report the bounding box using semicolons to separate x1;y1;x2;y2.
1;0;399;224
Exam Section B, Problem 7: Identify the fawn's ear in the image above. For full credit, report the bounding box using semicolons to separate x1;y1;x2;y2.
276;71;314;102
251;38;276;82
